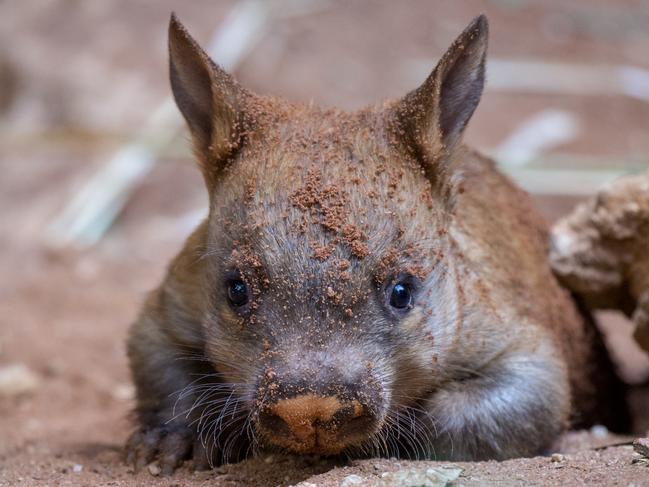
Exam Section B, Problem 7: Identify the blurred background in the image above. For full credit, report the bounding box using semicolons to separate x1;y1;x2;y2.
1;0;649;480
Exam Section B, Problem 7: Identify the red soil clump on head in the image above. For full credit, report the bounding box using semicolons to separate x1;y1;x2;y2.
340;224;369;259
310;239;339;262
289;165;370;261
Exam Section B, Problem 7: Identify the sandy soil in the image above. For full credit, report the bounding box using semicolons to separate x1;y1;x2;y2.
2;1;649;486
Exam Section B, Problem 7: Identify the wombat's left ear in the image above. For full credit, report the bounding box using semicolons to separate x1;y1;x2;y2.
168;13;251;188
392;15;488;166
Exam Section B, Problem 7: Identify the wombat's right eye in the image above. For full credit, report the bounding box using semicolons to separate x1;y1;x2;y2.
390;282;413;309
227;279;249;307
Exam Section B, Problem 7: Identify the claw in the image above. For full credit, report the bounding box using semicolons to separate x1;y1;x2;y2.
192;438;212;471
158;429;193;475
125;425;193;475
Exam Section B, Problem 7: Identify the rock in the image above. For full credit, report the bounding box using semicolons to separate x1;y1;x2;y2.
633;438;649;458
590;425;609;438
72;464;83;473
147;463;161;476
340;474;365;486
551;453;565;462
0;363;40;398
379;466;463;486
549;172;649;354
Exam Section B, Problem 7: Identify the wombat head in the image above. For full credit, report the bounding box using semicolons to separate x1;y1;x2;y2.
169;14;488;456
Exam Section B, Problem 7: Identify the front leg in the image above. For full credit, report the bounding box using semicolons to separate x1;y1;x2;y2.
125;308;217;474
424;340;570;460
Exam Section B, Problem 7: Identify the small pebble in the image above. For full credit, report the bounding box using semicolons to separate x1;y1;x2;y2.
551;453;565;462
0;363;40;397
111;384;135;401
147;463;161;476
193;470;214;480
380;466;463;486
72;464;83;473
590;425;609;438
340;474;365;486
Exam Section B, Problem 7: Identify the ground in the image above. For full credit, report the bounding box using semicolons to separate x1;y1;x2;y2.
1;1;649;486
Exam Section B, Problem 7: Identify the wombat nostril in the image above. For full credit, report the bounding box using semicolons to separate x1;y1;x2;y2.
257;410;293;438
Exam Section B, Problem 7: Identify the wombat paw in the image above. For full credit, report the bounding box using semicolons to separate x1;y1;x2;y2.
125;425;194;475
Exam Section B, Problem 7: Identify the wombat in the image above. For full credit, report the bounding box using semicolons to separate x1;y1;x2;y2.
125;14;628;474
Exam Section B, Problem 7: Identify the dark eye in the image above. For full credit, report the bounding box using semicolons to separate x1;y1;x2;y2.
227;279;249;307
390;282;412;309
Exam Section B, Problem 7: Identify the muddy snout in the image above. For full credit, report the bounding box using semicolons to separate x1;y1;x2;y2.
255;367;385;454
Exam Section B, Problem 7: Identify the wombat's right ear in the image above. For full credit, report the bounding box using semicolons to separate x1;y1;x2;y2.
391;15;488;179
168;14;248;186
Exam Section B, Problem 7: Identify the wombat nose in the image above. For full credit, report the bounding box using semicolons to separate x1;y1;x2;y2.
258;394;376;454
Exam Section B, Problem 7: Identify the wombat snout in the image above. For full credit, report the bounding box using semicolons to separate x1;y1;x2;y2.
254;362;385;455
257;393;379;454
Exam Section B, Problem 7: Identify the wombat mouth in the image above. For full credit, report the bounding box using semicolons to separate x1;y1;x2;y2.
262;424;375;456
267;433;358;456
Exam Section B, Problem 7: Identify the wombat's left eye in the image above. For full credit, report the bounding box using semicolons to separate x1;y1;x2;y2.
227;279;249;307
390;282;413;309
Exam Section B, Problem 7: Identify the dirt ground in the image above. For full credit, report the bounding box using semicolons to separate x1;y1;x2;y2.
2;1;649;486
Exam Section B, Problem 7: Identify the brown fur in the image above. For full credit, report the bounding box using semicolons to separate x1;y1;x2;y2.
125;14;628;473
